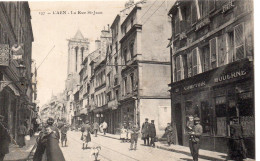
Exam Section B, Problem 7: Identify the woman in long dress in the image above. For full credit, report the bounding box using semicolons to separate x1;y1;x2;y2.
17;122;27;148
82;121;92;150
33;118;65;161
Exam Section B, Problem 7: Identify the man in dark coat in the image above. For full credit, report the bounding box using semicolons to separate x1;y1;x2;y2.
17;122;27;147
228;117;247;161
188;117;203;161
165;123;175;146
149;120;156;147
141;118;150;146
93;122;99;137
60;124;68;147
0;115;11;161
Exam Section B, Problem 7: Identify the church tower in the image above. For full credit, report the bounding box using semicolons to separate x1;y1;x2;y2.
66;30;89;91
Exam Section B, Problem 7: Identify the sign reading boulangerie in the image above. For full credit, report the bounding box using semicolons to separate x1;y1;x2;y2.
214;70;247;83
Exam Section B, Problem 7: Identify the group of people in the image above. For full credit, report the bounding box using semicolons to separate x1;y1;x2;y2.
33;117;66;161
120;122;140;150
141;118;157;147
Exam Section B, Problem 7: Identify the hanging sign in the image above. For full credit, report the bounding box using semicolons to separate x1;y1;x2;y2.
0;44;10;66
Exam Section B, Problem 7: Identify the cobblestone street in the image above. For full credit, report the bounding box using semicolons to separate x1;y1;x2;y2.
61;131;224;161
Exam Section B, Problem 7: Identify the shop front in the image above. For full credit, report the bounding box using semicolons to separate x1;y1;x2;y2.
119;98;135;130
170;59;254;157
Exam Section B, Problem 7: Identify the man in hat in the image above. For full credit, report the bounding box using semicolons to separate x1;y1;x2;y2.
93;121;99;137
188;117;202;161
0;115;11;161
165;122;175;146
149;120;156;147
60;124;68;147
141;118;150;146
228;117;247;161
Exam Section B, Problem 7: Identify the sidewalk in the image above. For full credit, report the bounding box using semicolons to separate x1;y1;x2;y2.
97;133;227;161
4;136;37;161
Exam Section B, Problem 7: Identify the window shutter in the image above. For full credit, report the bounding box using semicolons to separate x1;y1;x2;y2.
187;52;192;77
176;56;181;81
180;55;184;80
218;34;228;66
191;48;202;75
192;48;198;75
209;37;218;69
172;56;176;82
191;1;197;24
234;23;245;60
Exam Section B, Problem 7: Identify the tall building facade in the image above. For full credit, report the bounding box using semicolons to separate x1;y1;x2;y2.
0;2;35;140
168;0;254;158
65;30;89;125
100;0;172;136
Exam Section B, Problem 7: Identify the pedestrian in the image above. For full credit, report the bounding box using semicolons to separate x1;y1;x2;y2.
102;121;108;135
82;121;92;150
93;121;99;137
99;122;103;133
120;123;127;142
188;117;203;161
17;121;27;148
228;116;247;161
149;120;156;147
80;123;85;140
141;118;150;146
60;124;68;147
33;117;65;161
0;115;11;161
165;123;175;146
129;124;139;150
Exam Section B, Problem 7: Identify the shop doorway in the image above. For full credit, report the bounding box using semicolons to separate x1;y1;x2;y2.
175;103;183;145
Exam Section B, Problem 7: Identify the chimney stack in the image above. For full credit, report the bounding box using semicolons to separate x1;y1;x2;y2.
95;40;101;50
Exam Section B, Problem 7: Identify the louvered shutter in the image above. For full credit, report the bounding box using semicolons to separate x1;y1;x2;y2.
191;1;197;24
209;37;218;69
234;23;245;60
176;56;180;81
172;56;176;82
187;53;192;77
180;55;184;80
175;14;180;35
192;48;201;75
218;34;228;66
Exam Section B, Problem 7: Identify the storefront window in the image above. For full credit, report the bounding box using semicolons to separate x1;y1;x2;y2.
238;92;254;137
201;101;212;134
215;96;227;136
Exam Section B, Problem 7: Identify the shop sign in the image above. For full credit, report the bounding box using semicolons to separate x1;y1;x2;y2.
222;0;235;13
195;18;210;31
214;70;247;83
0;44;10;66
184;81;206;91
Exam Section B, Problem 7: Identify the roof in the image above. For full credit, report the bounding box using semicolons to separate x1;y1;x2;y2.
74;30;84;39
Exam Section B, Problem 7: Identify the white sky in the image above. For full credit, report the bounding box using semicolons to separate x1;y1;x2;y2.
30;1;126;106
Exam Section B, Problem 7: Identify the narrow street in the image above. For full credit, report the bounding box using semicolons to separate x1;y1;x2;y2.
61;131;210;161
